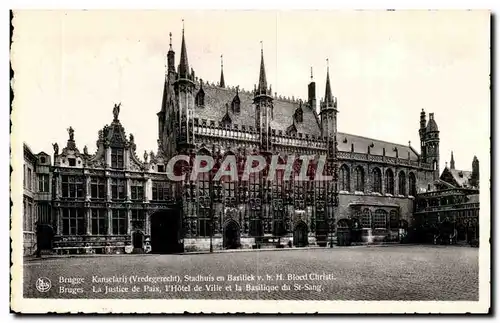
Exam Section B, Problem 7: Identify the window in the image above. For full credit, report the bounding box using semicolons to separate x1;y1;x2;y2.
27;168;32;190
398;171;406;195
373;209;388;229
372;168;382;193
354;166;364;192
385;169;394;195
112;209;127;235
111;148;124;169
131;180;144;201
198;209;211;237
273;211;286;236
339;165;350;192
111;178;127;200
91;209;107;235
157;165;165;173
38;174;50;192
62;208;85;235
409;172;417;196
152;181;171;201
196;88;205;106
91;177;106;200
68;158;76;167
249;173;262;237
61;175;85;199
131;209;145;230
361;209;371;228
40;156;46;164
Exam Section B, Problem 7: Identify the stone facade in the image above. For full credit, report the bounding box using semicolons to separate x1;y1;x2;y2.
27;29;441;254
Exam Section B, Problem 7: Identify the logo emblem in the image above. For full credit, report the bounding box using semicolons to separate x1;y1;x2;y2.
35;277;51;293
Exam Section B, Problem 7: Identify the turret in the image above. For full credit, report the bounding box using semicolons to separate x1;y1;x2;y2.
423;112;440;179
319;59;338;158
450;151;455;170
419;109;427;160
471;156;479;188
308;67;316;110
253;43;273;152
219;55;225;88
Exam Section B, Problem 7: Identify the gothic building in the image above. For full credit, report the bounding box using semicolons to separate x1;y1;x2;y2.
26;29;441;255
413;153;480;245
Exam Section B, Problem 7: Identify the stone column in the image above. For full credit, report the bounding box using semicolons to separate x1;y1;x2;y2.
106;147;111;167
86;208;91;235
55;174;61;199
56;208;62;235
85;175;91;201
127;209;132;235
126;177;131;201
107;209;113;235
106;176;112;202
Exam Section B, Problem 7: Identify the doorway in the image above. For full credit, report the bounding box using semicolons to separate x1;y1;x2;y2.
150;210;183;254
223;220;240;249
132;231;144;249
293;222;308;247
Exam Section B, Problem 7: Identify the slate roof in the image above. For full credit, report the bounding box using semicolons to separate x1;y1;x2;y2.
449;169;473;188
193;82;420;159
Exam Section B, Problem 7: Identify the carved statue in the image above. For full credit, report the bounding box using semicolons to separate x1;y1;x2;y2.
52;143;59;155
150;151;155;162
129;133;134;142
144;150;148;163
113;103;121;121
67;126;74;141
83;145;88;155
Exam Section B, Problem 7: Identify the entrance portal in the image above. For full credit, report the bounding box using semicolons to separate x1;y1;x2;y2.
223;220;240;249
132;231;144;249
293;222;308;247
150;210;183;254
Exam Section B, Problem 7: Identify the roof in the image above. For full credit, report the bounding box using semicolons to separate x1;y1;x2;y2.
449;169;473;188
337;132;420;161
193;82;419;160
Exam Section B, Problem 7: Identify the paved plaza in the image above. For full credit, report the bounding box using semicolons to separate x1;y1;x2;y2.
23;245;478;301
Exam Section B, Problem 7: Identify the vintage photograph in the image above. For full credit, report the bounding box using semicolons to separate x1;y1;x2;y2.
10;10;490;313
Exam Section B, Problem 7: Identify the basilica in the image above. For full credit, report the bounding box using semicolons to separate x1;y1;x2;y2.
24;29;443;255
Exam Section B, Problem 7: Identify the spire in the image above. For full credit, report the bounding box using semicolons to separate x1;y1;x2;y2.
169;32;173;51
257;41;268;95
178;20;190;79
450;151;455;170
310;66;313;81
220;54;225;88
324;58;333;106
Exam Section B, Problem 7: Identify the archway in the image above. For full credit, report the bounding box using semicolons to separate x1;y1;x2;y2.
132;231;144;249
223;220;240;249
150;210;183;254
293;222;308;247
336;219;352;246
36;224;54;255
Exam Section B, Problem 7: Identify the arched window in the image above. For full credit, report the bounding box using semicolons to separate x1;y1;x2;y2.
339;165;350;192
231;93;240;113
195;88;205;106
361;209;371;228
409;172;417;196
354;166;364;192
398;171;406;195
385;169;394;195
372;167;382;193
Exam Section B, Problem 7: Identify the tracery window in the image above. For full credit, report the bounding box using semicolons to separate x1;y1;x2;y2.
354;166;364;192
111;148;124;169
361;209;371;228
372;168;382;193
62;175;85;199
373;209;388;229
91;177;106;200
152;181;171;201
385;169;394;195
62;208;85;235
249;172;262;237
111;178;126;200
131;209;145;230
91;209;107;235
112;209;127;235
339;165;350;192
398;171;406;195
409;172;417;196
130;180;144;201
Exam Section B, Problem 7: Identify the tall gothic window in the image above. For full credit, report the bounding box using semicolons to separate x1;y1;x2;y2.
61;175;85;199
111;148;124;169
91;177;106;200
398;171;406;195
372;168;382;193
249;172;262;237
409;172;417;196
131;209;145;230
111;178;126;200
112;209;127;235
385;169;394;195
339;165;350;192
361;209;371;228
62;208;85;235
91;209;107;235
354;166;364;192
130;180;144;201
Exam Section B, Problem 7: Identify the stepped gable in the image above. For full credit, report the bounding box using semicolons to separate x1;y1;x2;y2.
194;82;321;136
337;132;419;160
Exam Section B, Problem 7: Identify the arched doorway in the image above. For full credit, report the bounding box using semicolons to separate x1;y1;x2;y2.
223;220;240;249
293;222;308;247
150;210;183;254
337;219;351;246
36;224;54;255
132;231;144;249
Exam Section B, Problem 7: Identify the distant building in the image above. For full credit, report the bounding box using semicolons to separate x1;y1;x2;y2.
413;152;480;244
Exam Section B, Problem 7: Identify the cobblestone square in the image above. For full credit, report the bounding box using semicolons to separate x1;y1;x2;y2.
23;245;478;301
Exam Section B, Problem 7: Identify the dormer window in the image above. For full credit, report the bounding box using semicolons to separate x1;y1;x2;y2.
231;91;241;113
68;158;76;167
195;88;205;107
294;108;303;123
157;165;165;173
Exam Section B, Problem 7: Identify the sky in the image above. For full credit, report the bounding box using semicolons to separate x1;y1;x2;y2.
12;10;490;172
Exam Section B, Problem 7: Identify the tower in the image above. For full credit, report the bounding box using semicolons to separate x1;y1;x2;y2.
450;151;455;170
253;43;273;153
419;109;427;160
423;112;440;179
219;55;225;88
173;24;196;150
319;59;338;158
471;156;479;188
